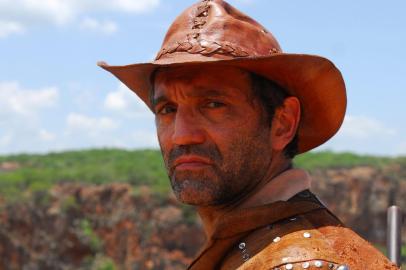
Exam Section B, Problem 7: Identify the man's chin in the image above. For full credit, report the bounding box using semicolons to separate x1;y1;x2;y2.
176;195;212;206
173;187;213;206
171;179;223;206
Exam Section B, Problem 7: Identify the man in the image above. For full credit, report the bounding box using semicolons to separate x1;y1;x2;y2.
99;0;399;269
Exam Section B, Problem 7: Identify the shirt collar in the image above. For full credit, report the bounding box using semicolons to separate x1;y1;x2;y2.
241;168;312;208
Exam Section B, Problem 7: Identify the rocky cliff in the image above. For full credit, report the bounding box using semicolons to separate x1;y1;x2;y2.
0;164;405;269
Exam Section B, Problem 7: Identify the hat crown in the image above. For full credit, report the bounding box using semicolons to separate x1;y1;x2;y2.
155;0;282;61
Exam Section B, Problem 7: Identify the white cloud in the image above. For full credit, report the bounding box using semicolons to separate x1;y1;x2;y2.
0;0;75;25
38;129;55;142
0;20;24;38
0;81;58;117
0;81;61;154
317;115;403;156
0;133;13;147
80;17;117;35
229;0;255;4
339;115;397;139
0;0;160;36
104;83;153;119
104;0;160;13
0;80;157;154
66;113;119;137
396;141;406;156
133;130;159;148
105;86;127;111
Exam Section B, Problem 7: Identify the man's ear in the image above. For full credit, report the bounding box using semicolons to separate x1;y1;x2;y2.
270;96;301;151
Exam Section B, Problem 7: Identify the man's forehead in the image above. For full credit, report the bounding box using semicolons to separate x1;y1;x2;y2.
153;65;251;86
151;65;255;106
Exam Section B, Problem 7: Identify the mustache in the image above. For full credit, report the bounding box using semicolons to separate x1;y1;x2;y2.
167;144;223;169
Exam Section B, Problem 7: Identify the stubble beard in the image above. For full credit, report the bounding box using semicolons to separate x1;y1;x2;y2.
163;134;271;207
170;163;236;206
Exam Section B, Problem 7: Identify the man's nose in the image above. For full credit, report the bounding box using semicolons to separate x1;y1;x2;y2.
172;109;205;146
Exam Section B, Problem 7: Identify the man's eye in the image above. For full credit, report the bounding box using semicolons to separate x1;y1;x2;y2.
158;105;177;115
206;101;225;108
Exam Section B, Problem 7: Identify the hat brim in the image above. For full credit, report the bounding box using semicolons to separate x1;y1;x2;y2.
98;53;346;154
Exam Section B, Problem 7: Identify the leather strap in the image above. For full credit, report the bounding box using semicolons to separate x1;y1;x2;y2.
188;198;326;270
213;201;325;238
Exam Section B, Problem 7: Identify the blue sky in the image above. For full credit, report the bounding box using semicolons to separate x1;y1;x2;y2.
0;0;405;156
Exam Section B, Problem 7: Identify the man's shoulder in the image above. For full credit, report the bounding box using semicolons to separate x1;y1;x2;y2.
240;225;396;270
220;208;398;270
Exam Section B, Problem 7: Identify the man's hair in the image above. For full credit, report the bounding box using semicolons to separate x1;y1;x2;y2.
250;72;299;159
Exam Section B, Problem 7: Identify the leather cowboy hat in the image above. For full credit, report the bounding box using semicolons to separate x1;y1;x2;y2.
98;0;346;154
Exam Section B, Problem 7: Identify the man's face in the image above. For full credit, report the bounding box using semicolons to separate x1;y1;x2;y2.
153;66;273;206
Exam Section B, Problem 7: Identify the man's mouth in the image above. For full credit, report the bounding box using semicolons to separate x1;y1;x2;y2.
173;155;212;170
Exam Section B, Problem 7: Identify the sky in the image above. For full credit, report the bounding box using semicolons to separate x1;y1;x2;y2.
0;0;405;156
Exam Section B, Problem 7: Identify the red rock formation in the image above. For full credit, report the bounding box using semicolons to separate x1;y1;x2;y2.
0;164;405;269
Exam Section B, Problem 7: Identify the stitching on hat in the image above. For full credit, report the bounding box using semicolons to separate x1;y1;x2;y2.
156;39;280;60
155;0;281;60
156;39;251;59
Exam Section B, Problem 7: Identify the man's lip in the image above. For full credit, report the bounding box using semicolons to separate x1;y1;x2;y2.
173;155;212;168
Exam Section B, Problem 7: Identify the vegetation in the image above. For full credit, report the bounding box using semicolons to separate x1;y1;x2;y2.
0;148;405;267
0;149;168;202
378;245;406;269
0;148;404;202
294;150;403;170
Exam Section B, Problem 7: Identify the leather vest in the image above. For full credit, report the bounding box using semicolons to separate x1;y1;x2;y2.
188;190;399;270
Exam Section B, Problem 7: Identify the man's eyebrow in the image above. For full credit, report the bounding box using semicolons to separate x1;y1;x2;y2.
201;89;227;97
152;88;231;108
152;95;169;108
190;88;230;98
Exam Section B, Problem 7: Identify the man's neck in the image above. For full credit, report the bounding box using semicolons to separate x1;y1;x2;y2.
196;155;294;238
